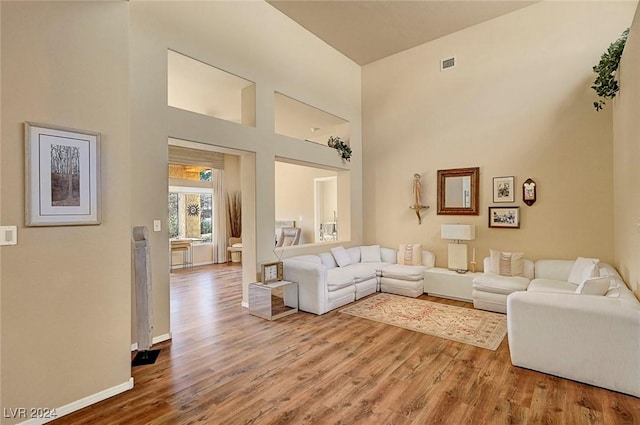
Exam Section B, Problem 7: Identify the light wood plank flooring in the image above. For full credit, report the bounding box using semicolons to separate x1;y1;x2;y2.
54;264;639;424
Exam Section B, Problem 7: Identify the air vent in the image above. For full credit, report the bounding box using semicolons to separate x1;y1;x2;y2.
440;56;456;71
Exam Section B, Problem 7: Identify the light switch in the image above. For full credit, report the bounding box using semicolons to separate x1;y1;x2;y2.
0;226;17;246
153;220;161;232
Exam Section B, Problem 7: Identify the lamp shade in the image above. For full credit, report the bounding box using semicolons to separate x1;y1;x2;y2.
441;224;475;241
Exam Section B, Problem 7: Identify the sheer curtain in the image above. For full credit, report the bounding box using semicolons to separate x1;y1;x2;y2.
212;169;228;263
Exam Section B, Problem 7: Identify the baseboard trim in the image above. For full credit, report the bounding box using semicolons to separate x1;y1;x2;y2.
18;377;134;425
193;260;214;267
130;332;172;352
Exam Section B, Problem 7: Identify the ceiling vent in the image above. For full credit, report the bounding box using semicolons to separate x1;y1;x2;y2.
440;56;456;71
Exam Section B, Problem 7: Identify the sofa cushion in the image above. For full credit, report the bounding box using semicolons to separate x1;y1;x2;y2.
319;252;337;268
606;286;640;306
347;263;380;283
472;274;529;295
568;257;600;285
490;249;524;277
381;264;425;281
326;267;355;290
331;246;352;268
527;278;577;294
360;245;382;263
397;243;422;265
380;247;397;263
347;246;362;264
599;265;625;289
575;277;610;296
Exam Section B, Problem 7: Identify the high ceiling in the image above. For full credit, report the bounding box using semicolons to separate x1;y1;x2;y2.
268;1;538;65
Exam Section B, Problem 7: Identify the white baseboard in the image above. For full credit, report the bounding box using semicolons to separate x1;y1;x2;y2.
18;377;134;425
130;332;172;352
193;260;214;267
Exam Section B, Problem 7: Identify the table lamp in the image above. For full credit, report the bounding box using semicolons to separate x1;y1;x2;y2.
441;224;475;273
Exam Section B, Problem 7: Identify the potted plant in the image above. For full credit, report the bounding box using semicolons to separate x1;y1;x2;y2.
327;136;352;162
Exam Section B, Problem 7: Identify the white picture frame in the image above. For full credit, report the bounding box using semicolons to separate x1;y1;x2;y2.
492;176;515;203
25;122;101;226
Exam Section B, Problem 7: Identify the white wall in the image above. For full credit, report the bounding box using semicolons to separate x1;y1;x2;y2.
614;3;640;293
363;1;636;268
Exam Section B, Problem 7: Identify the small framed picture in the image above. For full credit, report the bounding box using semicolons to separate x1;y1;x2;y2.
493;176;515;203
25;122;101;226
488;206;520;228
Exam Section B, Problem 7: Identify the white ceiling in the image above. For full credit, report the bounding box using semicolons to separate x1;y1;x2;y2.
267;0;538;65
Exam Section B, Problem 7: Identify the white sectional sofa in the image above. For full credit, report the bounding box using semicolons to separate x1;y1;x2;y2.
507;261;640;397
474;255;640;397
283;245;435;315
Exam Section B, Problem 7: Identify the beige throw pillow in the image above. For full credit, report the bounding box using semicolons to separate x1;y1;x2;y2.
397;243;422;266
490;249;524;277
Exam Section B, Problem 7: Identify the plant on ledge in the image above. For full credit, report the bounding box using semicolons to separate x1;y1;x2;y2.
327;136;352;162
592;28;629;111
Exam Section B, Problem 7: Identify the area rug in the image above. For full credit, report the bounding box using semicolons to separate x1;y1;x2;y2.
339;293;507;350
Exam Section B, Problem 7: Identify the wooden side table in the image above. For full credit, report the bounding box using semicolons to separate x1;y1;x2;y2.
249;281;298;320
423;267;479;302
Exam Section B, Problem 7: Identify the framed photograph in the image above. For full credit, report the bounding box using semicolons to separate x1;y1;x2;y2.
523;178;537;206
493;176;515;203
25;122;101;226
261;261;283;283
488;206;520;228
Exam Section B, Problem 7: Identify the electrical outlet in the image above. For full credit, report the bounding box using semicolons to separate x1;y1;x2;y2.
0;226;17;246
153;220;161;232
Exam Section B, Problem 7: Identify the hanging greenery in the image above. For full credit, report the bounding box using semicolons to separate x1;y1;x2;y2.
592;28;629;111
327;136;352;162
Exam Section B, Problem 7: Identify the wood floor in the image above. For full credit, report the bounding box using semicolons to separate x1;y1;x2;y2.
54;264;639;424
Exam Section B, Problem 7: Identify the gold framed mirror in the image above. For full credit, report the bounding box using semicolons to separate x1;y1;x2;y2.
437;167;480;215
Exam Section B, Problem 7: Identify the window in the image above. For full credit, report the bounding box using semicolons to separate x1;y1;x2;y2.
168;164;212;182
168;189;213;242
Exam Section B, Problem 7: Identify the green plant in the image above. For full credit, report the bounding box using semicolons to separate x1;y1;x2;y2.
592;28;629;111
327;136;352;162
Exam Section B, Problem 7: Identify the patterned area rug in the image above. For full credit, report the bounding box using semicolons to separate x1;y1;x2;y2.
340;293;507;350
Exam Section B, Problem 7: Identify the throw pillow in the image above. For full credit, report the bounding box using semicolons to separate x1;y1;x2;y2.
489;249;524;277
331;246;352;268
319;252;337;268
360;245;382;263
568;257;600;285
575;276;610;295
397;243;422;266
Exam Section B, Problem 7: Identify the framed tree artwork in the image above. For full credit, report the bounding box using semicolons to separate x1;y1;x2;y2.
25;122;101;226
